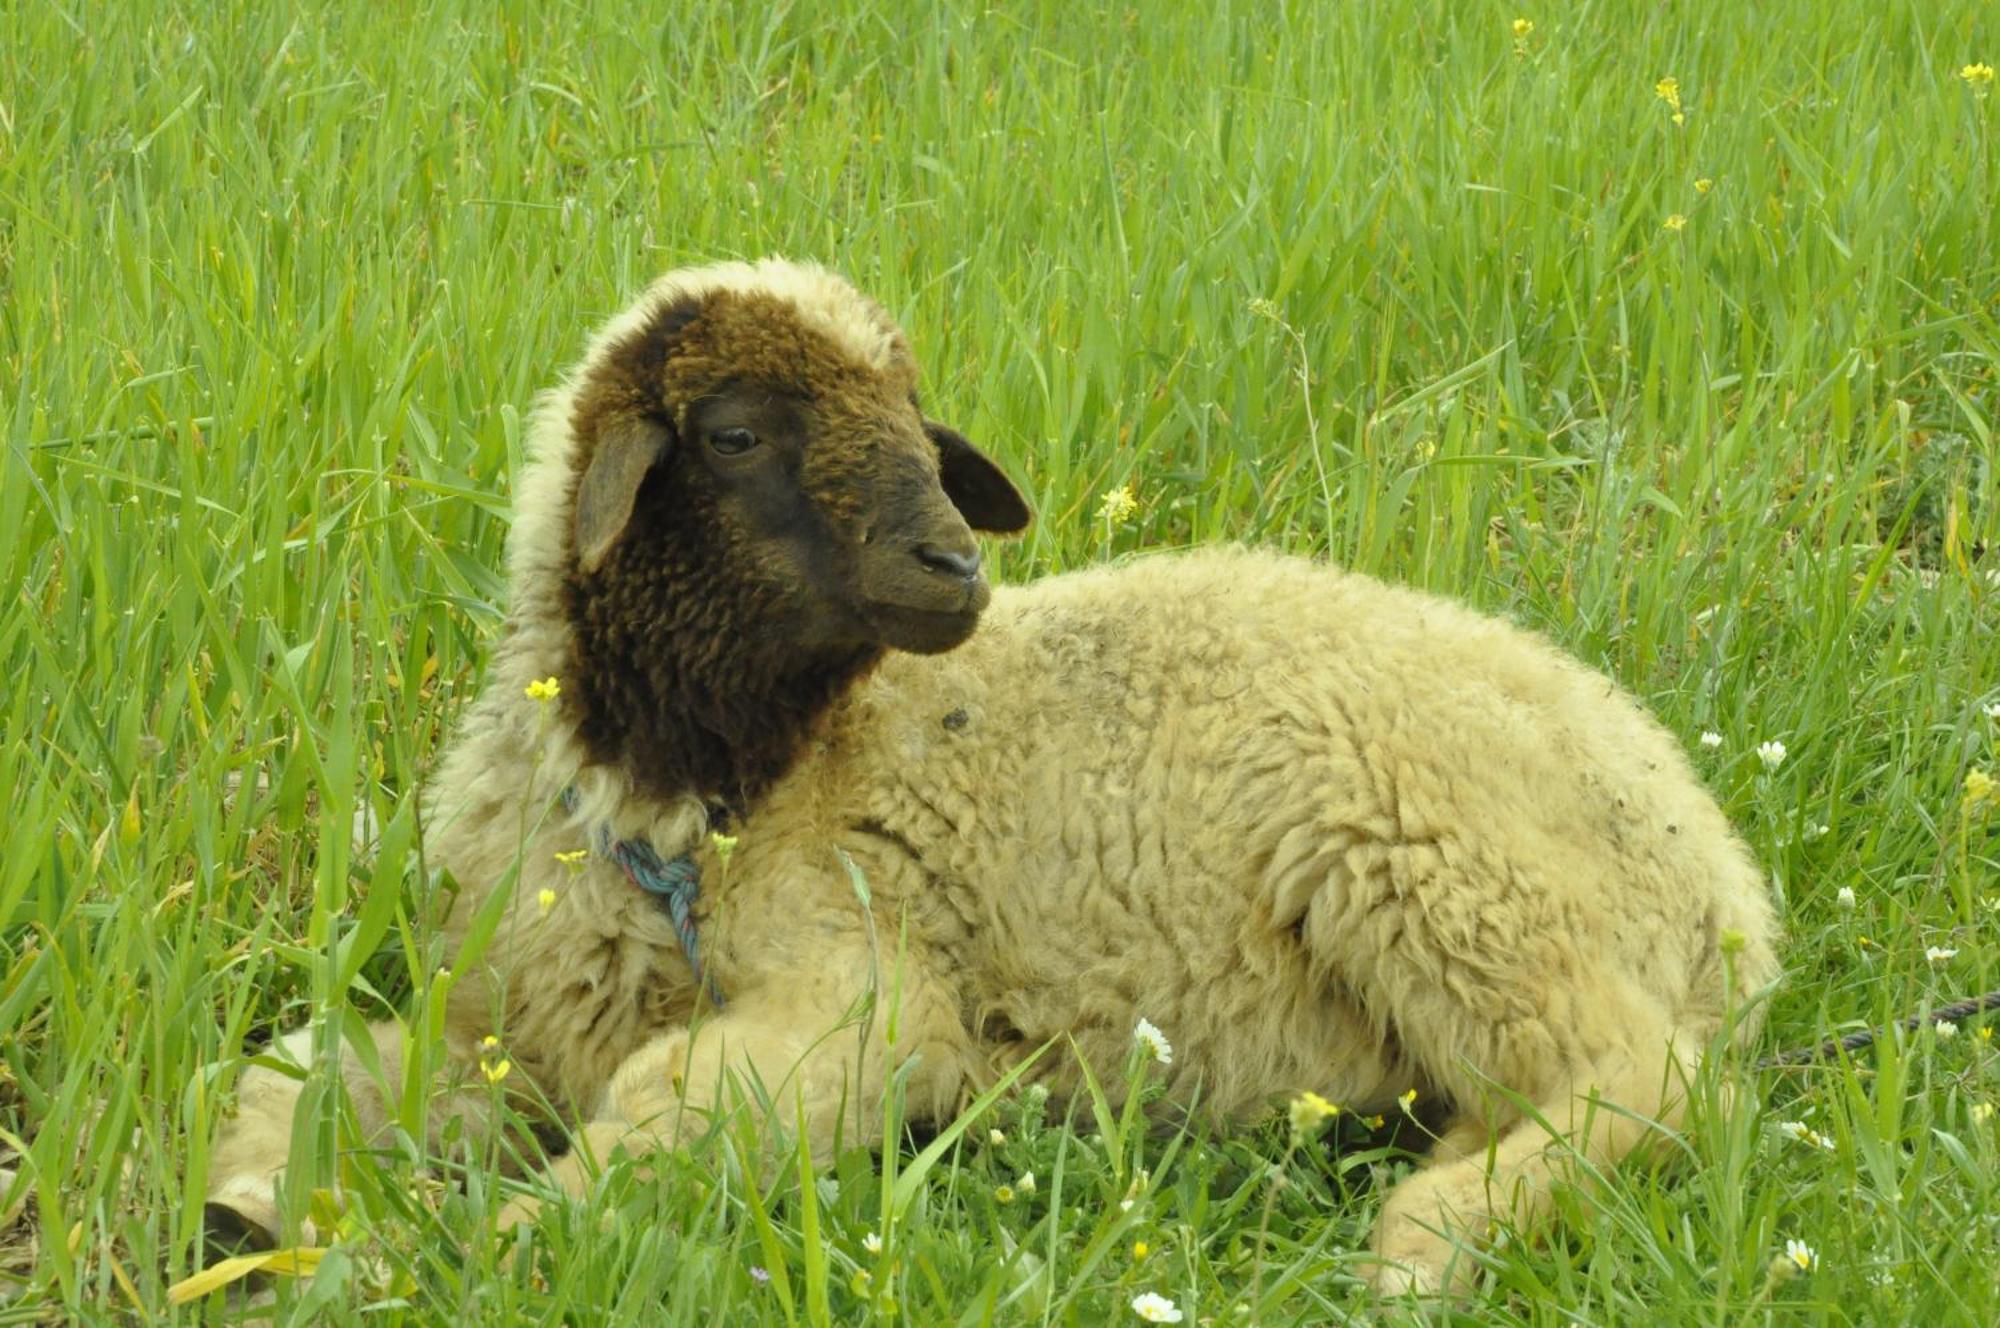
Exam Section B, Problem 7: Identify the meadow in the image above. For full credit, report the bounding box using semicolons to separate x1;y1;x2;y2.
3;0;1999;1322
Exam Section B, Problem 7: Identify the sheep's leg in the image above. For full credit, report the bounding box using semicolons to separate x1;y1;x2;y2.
1365;1029;1697;1298
204;1019;501;1248
496;978;897;1230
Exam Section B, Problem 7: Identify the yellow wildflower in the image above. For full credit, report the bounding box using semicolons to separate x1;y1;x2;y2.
1964;768;1996;816
1097;485;1140;528
1287;1090;1338;1140
1972;1102;1995;1124
1962;63;1995;96
1655;76;1681;112
1132;1240;1150;1259
1399;1088;1419;1113
524;676;561;703
1695;177;1714;194
478;1036;511;1085
537;888;557;915
1663;214;1687;232
709;831;740;867
1512;18;1534;39
554;848;588;871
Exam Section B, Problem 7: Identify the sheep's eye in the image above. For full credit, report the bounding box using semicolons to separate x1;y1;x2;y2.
709;427;758;457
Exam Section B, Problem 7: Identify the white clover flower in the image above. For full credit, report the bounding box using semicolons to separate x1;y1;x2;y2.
1134;1018;1174;1066
1757;740;1787;771
1926;946;1959;965
1131;1292;1184;1323
1777;1120;1835;1151
1784;1238;1818;1273
1835;886;1856;909
1699;731;1724;749
1935;1020;1959;1040
862;1231;883;1255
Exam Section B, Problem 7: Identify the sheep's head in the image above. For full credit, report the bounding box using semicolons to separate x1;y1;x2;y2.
549;259;1030;801
566;262;1028;656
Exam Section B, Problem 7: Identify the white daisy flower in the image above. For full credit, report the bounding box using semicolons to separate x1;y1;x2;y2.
1131;1292;1184;1323
1926;946;1959;965
1134;1018;1174;1066
1784;1238;1817;1273
1777;1120;1835;1151
1935;1020;1959;1040
861;1231;882;1255
1699;731;1724;749
1757;740;1787;771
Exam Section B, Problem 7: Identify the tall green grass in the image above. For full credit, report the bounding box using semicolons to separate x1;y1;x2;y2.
3;0;1997;1321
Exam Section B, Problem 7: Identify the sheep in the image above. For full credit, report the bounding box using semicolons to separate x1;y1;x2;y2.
202;257;1781;1298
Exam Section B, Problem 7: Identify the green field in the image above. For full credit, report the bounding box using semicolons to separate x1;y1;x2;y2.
4;1;1999;1322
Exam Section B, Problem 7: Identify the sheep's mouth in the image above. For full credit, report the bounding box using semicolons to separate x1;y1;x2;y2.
857;591;986;654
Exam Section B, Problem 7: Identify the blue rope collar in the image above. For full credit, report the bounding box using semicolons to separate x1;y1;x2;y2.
558;787;723;1006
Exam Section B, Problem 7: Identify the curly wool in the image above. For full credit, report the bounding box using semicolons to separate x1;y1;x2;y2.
696;546;1780;1121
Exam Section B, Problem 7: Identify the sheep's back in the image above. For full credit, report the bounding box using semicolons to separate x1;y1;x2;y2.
750;546;1778;1117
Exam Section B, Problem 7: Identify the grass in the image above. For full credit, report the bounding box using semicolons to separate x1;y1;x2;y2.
2;0;1998;1321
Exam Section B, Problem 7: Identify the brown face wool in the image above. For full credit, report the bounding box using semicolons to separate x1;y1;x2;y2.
556;283;1029;807
204;260;1778;1302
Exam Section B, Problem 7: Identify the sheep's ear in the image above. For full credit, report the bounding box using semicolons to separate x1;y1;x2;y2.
926;421;1031;534
574;414;673;572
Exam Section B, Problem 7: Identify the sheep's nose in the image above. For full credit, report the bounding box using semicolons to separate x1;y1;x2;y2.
914;542;982;581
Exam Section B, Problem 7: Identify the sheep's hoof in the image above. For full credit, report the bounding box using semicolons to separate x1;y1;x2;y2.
202;1177;286;1256
202;1201;278;1256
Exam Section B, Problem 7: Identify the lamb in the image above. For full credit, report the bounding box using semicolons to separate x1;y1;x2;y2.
202;257;1782;1298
